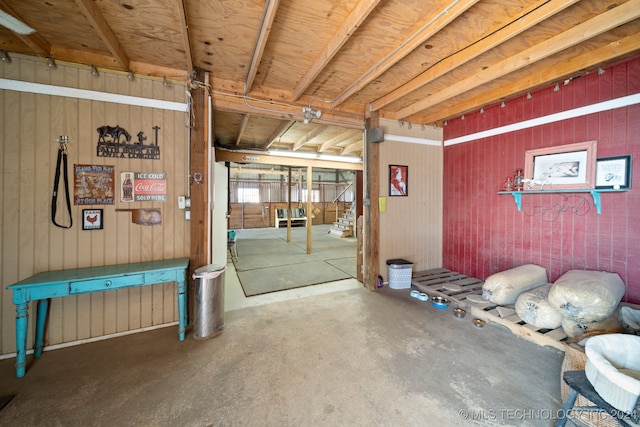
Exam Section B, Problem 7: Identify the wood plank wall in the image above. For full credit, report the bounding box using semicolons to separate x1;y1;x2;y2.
377;119;443;279
0;55;189;356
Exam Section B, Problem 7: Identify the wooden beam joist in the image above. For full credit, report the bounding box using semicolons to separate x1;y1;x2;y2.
74;0;130;71
293;125;326;151
235;114;250;146
245;0;280;92
395;0;640;120
416;32;640;124
329;0;480;109
175;0;194;78
291;0;382;101
371;0;580;113
264;120;295;149
319;129;360;152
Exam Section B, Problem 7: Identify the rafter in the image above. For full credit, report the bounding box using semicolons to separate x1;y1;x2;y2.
416;32;640;125
293;125;326;151
175;0;194;78
264;120;295;149
329;0;480;109
341;141;362;156
74;0;130;71
291;0;382;101
235;114;250;146
395;0;640;120
0;1;50;56
245;0;280;93
319;129;360;152
371;0;579;113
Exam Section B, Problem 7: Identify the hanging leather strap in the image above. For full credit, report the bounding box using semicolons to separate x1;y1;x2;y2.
51;137;73;229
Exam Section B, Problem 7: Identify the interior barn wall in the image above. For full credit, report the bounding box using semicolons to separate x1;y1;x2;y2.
442;55;640;304
0;55;190;356
377;120;443;280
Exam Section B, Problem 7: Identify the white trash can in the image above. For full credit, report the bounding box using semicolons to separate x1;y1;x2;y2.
386;259;413;289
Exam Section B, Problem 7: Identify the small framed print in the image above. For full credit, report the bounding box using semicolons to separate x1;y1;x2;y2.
389;165;408;196
595;155;632;189
82;209;103;230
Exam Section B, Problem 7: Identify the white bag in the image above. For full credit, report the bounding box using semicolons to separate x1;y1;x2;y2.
482;264;548;305
515;284;562;329
548;270;625;323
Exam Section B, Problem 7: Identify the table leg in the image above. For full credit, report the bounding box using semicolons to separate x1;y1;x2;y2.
34;299;49;358
177;276;187;341
14;303;28;379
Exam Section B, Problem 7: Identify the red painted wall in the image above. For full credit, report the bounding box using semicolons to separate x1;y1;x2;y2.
442;56;640;304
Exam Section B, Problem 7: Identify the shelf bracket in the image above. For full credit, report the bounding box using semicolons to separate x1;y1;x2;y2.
590;191;602;215
511;192;522;212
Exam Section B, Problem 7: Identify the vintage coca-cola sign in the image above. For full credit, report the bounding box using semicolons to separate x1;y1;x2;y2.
120;172;167;202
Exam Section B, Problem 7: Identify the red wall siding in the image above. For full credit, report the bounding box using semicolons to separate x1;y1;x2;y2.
443;56;640;304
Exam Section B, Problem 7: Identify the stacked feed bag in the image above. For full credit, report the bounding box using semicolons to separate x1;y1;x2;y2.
515;284;562;329
548;270;625;323
482;264;548;305
585;334;640;414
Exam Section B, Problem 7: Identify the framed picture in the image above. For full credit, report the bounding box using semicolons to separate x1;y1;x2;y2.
524;140;597;190
82;209;103;230
595;155;632;189
389;165;408;196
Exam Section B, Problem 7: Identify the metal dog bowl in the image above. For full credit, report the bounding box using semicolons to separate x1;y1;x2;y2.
431;296;450;309
473;318;486;328
453;307;466;318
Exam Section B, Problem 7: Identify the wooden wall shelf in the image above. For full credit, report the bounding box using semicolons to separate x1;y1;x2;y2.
498;189;629;214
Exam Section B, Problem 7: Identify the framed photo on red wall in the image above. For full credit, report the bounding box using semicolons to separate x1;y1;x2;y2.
524;140;597;190
595;155;632;189
389;165;408;196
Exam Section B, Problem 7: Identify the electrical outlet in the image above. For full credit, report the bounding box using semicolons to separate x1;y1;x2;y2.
178;196;186;209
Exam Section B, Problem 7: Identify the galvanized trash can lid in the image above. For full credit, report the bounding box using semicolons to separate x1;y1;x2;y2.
386;258;412;265
192;264;227;279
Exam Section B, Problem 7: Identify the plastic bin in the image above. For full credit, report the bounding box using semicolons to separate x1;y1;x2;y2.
387;259;413;289
192;264;226;339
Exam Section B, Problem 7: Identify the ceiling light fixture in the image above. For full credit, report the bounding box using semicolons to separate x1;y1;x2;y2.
91;65;99;77
461;114;465;120
127;70;135;80
46;57;56;70
526;92;532;100
0;50;10;63
597;66;605;76
0;10;36;35
302;106;321;124
267;149;361;164
501;101;506;108
480;107;484;114
553;83;560;92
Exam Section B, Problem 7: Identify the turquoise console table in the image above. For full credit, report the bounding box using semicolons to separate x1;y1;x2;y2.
6;257;190;378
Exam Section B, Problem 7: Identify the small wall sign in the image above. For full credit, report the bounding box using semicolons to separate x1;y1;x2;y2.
74;164;115;205
82;209;103;230
120;172;167;202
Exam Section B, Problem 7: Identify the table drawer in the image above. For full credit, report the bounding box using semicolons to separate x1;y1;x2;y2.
69;274;145;294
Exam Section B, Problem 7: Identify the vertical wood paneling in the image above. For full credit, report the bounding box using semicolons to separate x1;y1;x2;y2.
377;119;443;278
1;55;189;355
443;56;640;304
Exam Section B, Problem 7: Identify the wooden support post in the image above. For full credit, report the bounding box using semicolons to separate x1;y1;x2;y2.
307;165;312;254
364;116;379;290
189;85;209;319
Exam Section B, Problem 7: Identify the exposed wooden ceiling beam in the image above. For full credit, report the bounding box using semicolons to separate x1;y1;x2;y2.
329;0;480;109
235;114;250;146
264;120;295;149
0;2;50;56
293;125;326;151
371;0;579;112
74;0;129;71
395;0;640;120
291;0;382;101
319;129;360;152
245;0;280;93
175;0;194;78
341;141;362;156
417;32;640;124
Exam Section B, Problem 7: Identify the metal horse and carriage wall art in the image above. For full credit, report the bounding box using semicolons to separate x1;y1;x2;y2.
96;124;161;160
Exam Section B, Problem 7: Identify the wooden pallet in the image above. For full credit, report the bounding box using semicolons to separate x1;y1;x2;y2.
411;268;568;352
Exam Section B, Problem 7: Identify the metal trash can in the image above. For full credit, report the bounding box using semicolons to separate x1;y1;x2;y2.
386;259;413;289
192;264;226;340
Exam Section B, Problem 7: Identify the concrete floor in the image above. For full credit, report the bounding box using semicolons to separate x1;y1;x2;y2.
0;227;567;426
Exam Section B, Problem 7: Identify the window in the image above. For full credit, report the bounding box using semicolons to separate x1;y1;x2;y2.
237;187;260;203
